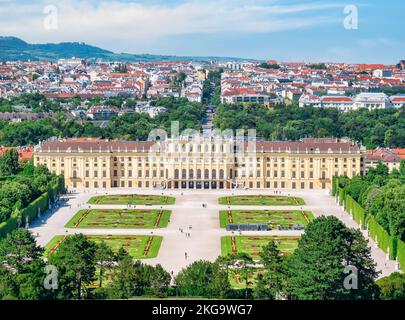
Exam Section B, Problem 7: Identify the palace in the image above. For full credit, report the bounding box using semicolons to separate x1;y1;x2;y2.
34;137;365;190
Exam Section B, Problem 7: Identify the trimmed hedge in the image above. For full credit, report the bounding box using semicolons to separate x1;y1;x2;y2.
0;175;65;238
0;214;18;238
368;216;397;259
397;240;405;273
334;177;402;263
345;195;366;228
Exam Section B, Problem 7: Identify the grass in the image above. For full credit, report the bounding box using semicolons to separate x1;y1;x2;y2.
65;209;171;229
219;210;314;228
221;236;300;260
44;235;163;259
88;194;176;205
218;195;305;206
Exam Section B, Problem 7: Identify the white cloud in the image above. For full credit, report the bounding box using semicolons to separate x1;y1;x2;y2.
0;0;344;51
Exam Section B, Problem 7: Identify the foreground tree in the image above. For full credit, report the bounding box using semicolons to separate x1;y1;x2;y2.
253;240;284;300
283;216;379;300
95;241;115;288
107;256;144;299
107;257;170;299
49;234;96;300
0;229;47;300
175;260;231;299
376;272;405;300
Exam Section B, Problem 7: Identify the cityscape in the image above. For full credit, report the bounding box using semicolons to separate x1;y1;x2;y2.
0;0;404;310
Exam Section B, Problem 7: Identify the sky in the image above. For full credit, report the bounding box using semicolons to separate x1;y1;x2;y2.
0;0;404;63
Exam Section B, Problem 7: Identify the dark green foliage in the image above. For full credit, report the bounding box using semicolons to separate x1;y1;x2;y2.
0;97;206;146
0;149;19;176
339;161;405;241
258;63;281;69
283;216;379;300
107;257;171;299
175;260;231;298
0;229;48;300
214;104;405;148
49;234;97;300
376;272;405;300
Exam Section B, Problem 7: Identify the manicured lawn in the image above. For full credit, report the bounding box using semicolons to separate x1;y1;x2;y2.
219;210;314;228
44;235;163;259
218;195;305;206
221;236;300;260
65;209;171;229
88;194;176;205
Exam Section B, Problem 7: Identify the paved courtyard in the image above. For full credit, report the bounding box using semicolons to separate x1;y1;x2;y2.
29;188;398;277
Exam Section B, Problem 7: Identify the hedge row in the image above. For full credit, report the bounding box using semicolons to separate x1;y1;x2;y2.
397;240;405;274
334;178;404;271
345;195;366;228
0;175;65;238
368;216;397;259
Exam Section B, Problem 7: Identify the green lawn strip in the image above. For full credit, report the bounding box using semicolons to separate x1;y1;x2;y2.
219;210;314;228
43;235;65;258
156;210;171;228
219;211;231;228
218;195;305;206
65;209;172;229
145;236;163;259
221;236;234;256
43;235;163;260
87;194;176;205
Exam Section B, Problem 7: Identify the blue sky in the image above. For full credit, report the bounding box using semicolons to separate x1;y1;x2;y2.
0;0;404;63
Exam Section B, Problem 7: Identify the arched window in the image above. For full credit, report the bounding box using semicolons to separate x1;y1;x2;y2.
212;169;217;179
197;169;202;179
189;169;194;179
174;169;179;179
204;169;209;179
219;169;225;179
182;169;187;179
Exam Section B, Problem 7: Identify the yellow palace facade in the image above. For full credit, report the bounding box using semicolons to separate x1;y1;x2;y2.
34;137;365;190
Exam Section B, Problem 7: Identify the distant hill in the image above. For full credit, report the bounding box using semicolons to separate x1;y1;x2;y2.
0;36;254;63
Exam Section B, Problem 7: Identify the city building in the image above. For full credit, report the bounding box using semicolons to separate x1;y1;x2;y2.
365;148;403;172
34;137;365;191
353;93;390;110
390;95;405;108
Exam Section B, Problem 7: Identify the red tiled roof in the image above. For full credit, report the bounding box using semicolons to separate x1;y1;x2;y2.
37;139;362;154
321;96;353;103
391;97;405;102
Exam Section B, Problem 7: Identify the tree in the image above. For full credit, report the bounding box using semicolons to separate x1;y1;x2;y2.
253;273;275;300
0;149;20;176
95;241;115;288
283;216;379;300
107;257;147;299
116;246;128;261
400;160;405;177
0;229;47;300
376;272;405;300
143;264;171;298
175;260;231;299
0;229;43;273
49;234;96;299
253;240;283;299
